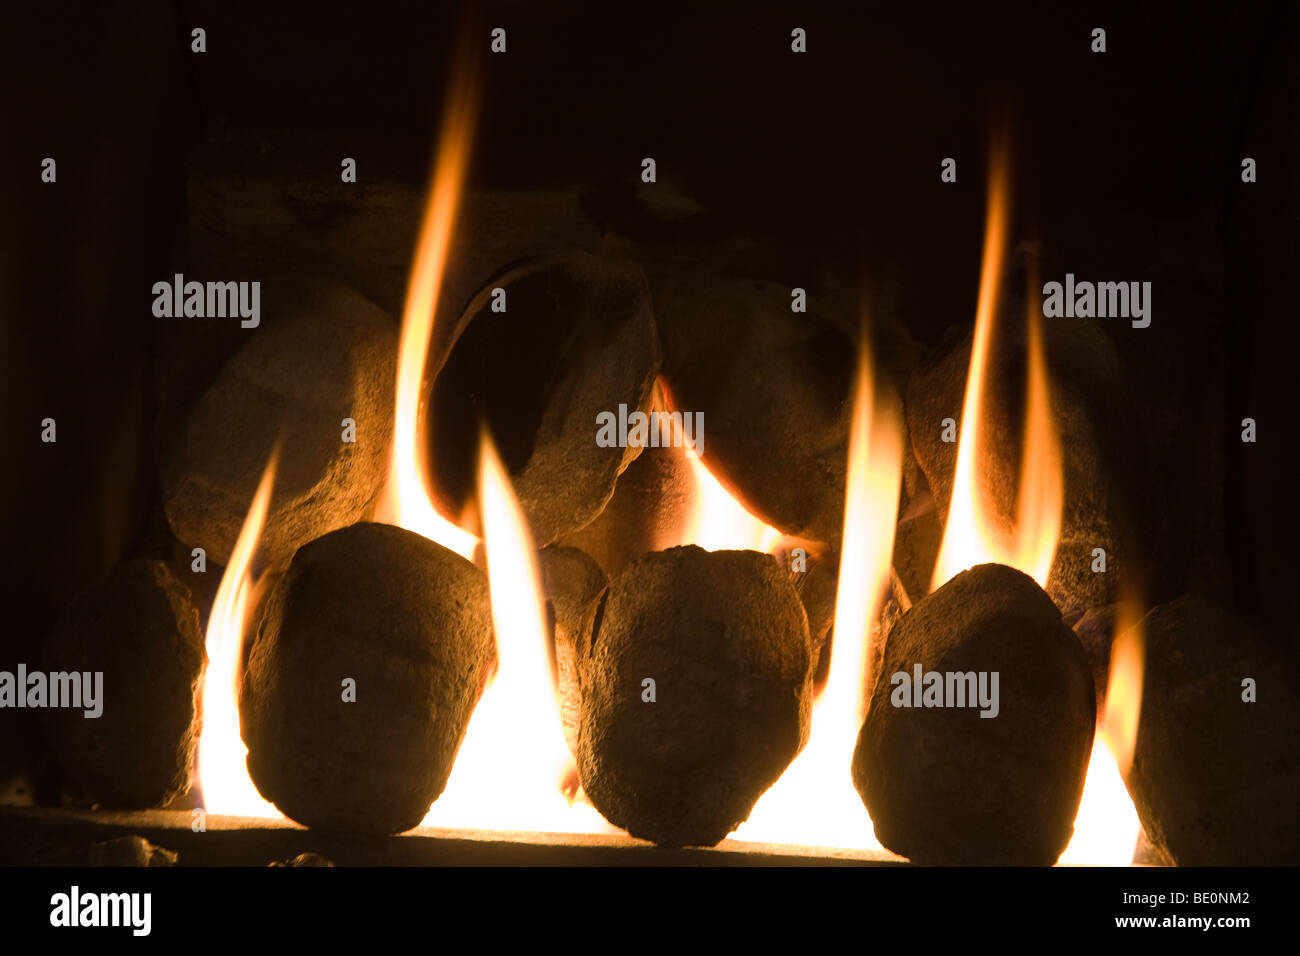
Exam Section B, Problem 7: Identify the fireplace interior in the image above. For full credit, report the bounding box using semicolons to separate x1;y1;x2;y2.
3;1;1297;869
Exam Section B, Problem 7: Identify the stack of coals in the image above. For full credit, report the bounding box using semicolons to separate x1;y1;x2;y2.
31;138;1294;868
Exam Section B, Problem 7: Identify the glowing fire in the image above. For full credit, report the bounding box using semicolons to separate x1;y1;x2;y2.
419;433;613;833
192;62;1146;858
683;449;783;554
927;147;1140;864
196;449;282;817
1059;600;1146;864
1102;601;1145;776
650;381;784;554
930;156;1061;590
732;329;903;849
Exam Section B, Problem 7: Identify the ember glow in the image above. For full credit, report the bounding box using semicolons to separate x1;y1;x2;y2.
683;447;783;554
196;448;282;818
731;328;903;849
927;148;1140;865
656;385;784;554
419;432;613;834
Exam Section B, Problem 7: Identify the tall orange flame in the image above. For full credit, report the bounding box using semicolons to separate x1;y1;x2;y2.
196;448;282;817
731;327;903;848
930;148;1061;591
1013;296;1063;584
373;61;479;560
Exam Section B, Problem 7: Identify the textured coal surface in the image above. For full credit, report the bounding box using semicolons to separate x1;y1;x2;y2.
854;563;1095;865
1125;595;1300;865
240;523;495;835
577;545;813;847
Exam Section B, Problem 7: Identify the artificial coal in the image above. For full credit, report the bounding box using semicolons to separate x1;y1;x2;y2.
853;563;1095;865
576;545;813;847
160;277;397;571
239;522;495;835
537;545;608;757
1124;595;1300;865
425;251;660;547
43;560;205;808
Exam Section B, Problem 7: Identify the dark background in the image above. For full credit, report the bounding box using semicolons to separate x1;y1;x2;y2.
3;1;1297;801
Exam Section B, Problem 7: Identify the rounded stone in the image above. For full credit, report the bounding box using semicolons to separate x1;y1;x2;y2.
1125;595;1300;865
853;563;1095;864
577;545;813;847
161;278;398;571
44;559;205;808
240;522;495;835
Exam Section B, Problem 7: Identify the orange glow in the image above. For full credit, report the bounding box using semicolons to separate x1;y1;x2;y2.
1060;601;1145;864
1013;300;1063;585
731;330;903;849
372;64;479;561
654;379;786;554
1102;600;1145;777
930;149;1061;591
682;448;784;554
419;431;614;834
196;449;283;818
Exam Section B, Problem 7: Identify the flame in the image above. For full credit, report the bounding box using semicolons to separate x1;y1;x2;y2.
1059;602;1145;864
419;431;613;833
1102;602;1144;776
731;329;903;848
930;151;1060;590
1013;298;1063;584
684;450;783;553
654;379;785;554
372;60;479;561
196;449;282;817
